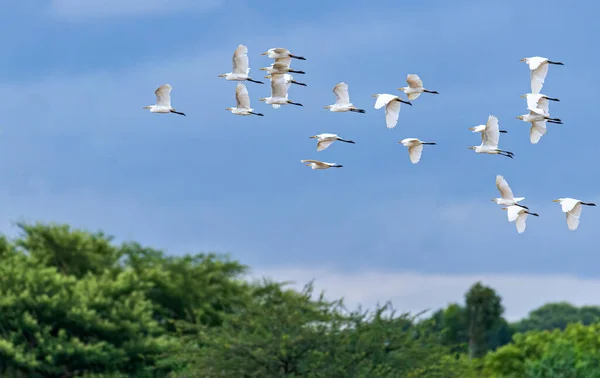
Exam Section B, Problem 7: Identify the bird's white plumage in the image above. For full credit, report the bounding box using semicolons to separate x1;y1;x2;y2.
530;121;547;144
523;57;550;94
482;115;500;147
554;198;589;231
155;84;172;108
406;74;424;89
235;83;251;109
496;175;515;200
232;44;250;75
270;73;288;99
274;56;292;67
333;82;351;106
300;159;339;170
373;94;404;129
525;93;550;116
408;143;423;164
505;205;530;234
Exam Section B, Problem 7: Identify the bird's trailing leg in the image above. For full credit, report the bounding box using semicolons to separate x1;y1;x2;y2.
547;61;564;65
396;99;413;106
543;96;560;102
291;80;307;86
582;202;597;206
338;138;356;144
499;130;508;133
331;164;343;168
290;54;306;60
246;78;265;84
545;117;562;122
424;90;439;94
287;101;303;106
497;150;514;159
289;69;306;75
349;108;366;114
250;112;264;116
170;110;186;116
527;212;540;217
422;142;437;145
547;120;563;124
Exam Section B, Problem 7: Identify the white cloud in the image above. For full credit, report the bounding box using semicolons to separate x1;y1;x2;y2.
252;267;600;322
50;0;221;19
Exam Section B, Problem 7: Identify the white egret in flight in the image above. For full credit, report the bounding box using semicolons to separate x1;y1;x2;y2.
143;84;186;116
398;138;436;164
300;160;343;170
259;73;303;108
226;83;264;116
469;125;508;135
261;48;306;60
468;115;513;158
218;44;264;84
372;94;412;129
502;205;539;234
309;133;355;151
263;73;306;87
516;112;562;144
397;74;439;100
552;198;596;231
324;82;366;113
492;175;526;208
519;56;564;94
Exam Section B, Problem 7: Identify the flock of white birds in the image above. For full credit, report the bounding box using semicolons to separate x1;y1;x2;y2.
142;46;595;234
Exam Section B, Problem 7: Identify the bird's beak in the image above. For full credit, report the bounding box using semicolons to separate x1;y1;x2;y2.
263;75;270;79
501;207;508;211
261;52;268;55
515;116;520;120
309;136;316;139
468;127;474;131
259;67;265;71
371;94;378;97
397;87;405;91
552;199;560;202
519;94;526;98
322;106;329;109
519;58;525;62
218;74;225;77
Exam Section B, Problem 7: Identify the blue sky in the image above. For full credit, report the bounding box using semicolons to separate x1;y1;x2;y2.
1;0;600;320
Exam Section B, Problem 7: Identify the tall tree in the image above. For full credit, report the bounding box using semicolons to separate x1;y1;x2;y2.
464;282;504;359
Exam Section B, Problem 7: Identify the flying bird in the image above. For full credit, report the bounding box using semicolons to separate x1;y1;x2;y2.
259;62;305;75
323;82;366;113
300;160;343;170
372;94;412;129
143;84;186;116
397;74;439;100
263;73;306;87
259;73;303;109
521;93;560;117
468;115;513;158
492;175;526;208
218;44;264;84
552;198;596;231
516;112;562;144
226;83;264;116
261;48;306;60
502;205;539;234
398;138;436;164
519;56;564;94
309;133;355;151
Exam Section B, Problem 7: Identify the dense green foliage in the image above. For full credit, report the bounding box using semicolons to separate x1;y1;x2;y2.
0;222;598;377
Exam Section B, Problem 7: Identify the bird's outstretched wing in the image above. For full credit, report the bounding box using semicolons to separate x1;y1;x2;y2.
271;74;288;98
560;198;579;213
155;84;172;107
408;144;423;164
531;63;548;94
235;83;251;109
496;175;515;200
525;94;543;111
232;44;249;75
529;121;547;144
482;115;499;147
566;202;582;231
506;205;521;222
385;100;401;129
516;213;528;234
317;140;335;152
301;159;320;164
406;74;423;89
333;82;350;105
